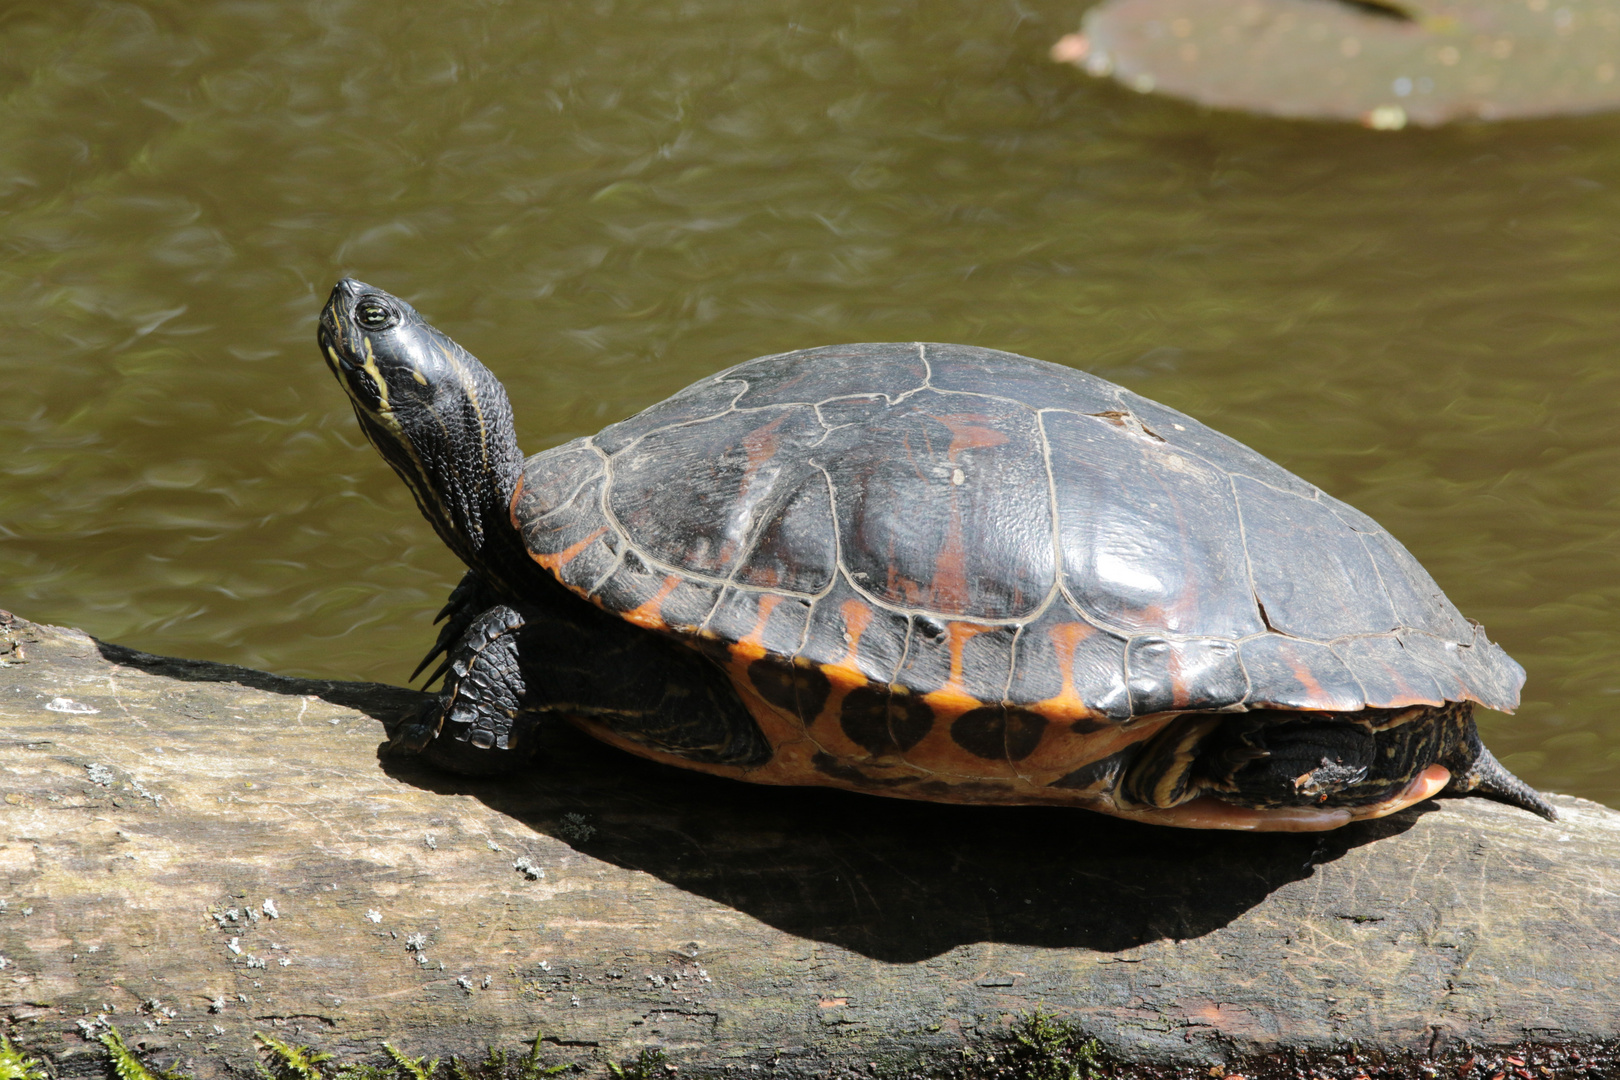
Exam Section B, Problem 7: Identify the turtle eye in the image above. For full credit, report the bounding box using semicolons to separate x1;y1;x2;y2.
356;298;395;331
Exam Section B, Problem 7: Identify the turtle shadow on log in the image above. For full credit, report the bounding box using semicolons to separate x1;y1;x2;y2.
86;639;1428;963
379;722;1429;964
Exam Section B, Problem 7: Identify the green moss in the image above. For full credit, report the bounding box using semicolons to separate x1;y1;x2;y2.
99;1027;191;1080
254;1032;333;1080
0;1035;46;1080
332;1066;395;1080
953;1012;1103;1080
336;1033;571;1080
604;1050;665;1080
448;1032;571;1080
382;1044;440;1080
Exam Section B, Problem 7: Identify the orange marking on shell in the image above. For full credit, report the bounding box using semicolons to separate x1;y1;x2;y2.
909;414;1011;614
921;621;993;719
935;413;1011;460
530;526;609;574
1032;622;1107;724
621;575;682;630
819;600;875;692
716;414;790;568
508;475;526;530
728;594;783;666
1287;655;1328;706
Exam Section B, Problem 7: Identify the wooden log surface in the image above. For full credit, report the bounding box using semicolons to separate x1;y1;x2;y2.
1;611;1618;1078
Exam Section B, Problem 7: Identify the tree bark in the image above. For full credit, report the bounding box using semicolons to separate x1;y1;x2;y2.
0;612;1617;1078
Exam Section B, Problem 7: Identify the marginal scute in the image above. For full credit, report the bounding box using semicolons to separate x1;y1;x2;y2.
1006;605;1134;722
707;587;812;660
590;547;669;619
1334;635;1448;709
1392;631;1472;705
894;620;1018;711
1449;626;1526;713
1348;520;1474;642
650;577;723;633
800;580;910;688
1126;636;1249;715
1238;634;1366;712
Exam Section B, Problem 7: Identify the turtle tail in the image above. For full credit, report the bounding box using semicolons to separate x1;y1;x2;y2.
1447;744;1558;822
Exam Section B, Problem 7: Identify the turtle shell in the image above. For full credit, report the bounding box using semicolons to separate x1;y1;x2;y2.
511;343;1524;792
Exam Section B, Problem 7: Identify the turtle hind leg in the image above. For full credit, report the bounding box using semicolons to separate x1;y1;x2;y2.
1446;744;1558;821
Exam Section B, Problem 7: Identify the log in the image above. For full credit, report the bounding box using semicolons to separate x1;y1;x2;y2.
1;611;1618;1078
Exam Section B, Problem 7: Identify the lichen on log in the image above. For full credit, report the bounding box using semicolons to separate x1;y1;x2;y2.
1;612;1620;1078
1055;0;1620;128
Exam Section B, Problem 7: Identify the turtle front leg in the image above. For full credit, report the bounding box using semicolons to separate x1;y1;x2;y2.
390;602;544;776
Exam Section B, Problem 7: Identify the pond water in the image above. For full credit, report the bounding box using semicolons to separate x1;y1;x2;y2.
3;0;1618;806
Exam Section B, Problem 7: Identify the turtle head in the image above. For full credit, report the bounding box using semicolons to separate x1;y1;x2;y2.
319;278;526;580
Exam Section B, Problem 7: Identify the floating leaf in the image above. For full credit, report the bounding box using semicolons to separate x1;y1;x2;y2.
1055;0;1620;127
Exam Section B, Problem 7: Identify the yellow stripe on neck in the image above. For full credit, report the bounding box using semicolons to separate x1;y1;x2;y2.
356;337;462;541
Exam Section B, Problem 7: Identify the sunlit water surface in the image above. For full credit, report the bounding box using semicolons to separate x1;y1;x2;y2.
3;0;1618;805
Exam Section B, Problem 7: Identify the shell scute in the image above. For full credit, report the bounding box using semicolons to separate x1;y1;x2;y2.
1333;635;1449;709
1126;636;1249;714
592;373;748;456
925;342;1124;413
512;440;603;524
733;467;837;594
1238;634;1366;712
1044;410;1263;640
1119;390;1319;500
731;344;929;407
818;389;1054;620
607;403;827;582
1235;474;1396;642
1350;521;1475;642
897;620;1017;716
1005;605;1133;722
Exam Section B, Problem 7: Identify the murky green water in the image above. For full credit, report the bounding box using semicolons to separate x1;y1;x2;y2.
3;0;1619;805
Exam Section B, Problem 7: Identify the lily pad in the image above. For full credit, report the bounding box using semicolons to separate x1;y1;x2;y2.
1053;0;1620;127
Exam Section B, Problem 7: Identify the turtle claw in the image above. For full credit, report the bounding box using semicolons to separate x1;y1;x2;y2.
387;699;444;756
1450;746;1558;822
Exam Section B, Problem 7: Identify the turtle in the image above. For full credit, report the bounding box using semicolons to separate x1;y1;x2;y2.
317;278;1555;831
